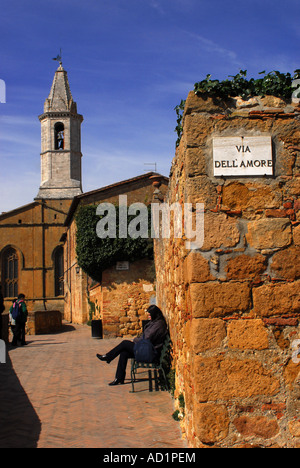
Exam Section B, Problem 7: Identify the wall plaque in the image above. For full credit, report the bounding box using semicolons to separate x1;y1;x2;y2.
116;261;129;271
213;136;273;176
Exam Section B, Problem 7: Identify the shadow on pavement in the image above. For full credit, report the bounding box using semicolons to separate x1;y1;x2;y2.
0;353;41;448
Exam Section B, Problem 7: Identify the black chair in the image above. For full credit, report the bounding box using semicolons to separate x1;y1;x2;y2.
130;334;171;393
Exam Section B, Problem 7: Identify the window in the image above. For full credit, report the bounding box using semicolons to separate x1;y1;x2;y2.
2;247;18;298
54;246;64;296
54;122;64;150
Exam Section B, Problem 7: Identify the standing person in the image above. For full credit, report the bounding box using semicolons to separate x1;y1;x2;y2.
0;286;4;340
9;294;28;346
9;299;17;345
96;305;168;386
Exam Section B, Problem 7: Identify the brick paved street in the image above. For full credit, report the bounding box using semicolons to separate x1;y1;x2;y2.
0;323;186;448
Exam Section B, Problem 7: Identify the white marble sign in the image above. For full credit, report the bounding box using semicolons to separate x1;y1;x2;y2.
213;136;273;176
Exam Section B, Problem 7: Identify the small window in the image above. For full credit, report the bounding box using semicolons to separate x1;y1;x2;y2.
54;122;64;150
54;246;64;296
2;247;18;298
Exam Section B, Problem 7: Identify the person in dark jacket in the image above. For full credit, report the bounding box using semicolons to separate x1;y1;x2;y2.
9;294;28;346
96;305;168;386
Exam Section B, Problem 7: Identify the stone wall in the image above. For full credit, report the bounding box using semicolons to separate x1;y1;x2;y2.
155;92;300;447
89;259;155;337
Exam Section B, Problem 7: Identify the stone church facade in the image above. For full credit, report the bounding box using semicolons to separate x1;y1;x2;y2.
0;64;83;329
0;64;168;335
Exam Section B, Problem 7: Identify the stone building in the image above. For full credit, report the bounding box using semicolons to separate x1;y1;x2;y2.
155;91;300;448
0;63;83;333
62;172;168;336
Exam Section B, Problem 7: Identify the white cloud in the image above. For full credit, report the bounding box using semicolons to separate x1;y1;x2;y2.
182;30;241;67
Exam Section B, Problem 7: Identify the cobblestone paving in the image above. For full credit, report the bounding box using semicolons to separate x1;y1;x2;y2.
0;323;186;448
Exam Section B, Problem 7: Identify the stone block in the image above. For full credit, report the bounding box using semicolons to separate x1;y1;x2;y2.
185;176;218;209
184;147;207;177
225;254;267;281
191;318;226;353
194;404;229;444
233;416;280;439
252;281;300;316
246;218;292;250
270;246;300;280
293;225;300;246
194;356;280;401
201;212;240;251
222;181;281;211
183;91;232;116
289;420;300;437
190;282;251;318
184;252;214;283
283;359;300;390
183;114;213;147
227;319;269;350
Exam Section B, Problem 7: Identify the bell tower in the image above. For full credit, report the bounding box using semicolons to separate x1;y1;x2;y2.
37;63;83;199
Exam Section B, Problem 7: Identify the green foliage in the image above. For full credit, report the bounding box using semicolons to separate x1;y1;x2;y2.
75;204;153;282
178;392;185;410
172;394;185;421
167;368;176;396
174;99;186;148
172;410;181;421
194;69;300;100
175;69;300;147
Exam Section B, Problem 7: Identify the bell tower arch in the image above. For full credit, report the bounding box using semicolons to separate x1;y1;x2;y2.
37;63;83;199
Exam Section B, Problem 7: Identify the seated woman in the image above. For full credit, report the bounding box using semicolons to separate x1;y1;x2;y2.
96;305;168;386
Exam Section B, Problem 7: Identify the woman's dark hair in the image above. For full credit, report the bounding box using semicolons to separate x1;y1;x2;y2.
147;305;164;321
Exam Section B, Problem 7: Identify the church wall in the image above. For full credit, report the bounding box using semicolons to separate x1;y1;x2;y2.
155;92;300;448
0;199;71;325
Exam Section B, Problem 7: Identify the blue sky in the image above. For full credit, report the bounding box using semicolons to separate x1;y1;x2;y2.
0;0;299;212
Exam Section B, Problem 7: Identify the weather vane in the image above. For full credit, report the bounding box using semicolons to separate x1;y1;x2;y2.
53;48;62;66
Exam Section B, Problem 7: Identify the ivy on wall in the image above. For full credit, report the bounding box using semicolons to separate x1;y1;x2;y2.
175;69;300;147
75;204;153;282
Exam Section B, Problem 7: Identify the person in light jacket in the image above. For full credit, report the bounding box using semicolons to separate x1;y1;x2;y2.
96;305;168;386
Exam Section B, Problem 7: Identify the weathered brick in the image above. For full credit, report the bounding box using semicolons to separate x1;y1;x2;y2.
191;318;226;353
270;246;300;280
190;282;251;318
294;224;300;246
233;416;280;439
225;254;267;281
227;319;269;350
201;212;240;251
194;404;229;444
246;218;292;250
252;281;300;316
184;252;215;283
222;181;281;211
289;420;300;437
194;356;280;401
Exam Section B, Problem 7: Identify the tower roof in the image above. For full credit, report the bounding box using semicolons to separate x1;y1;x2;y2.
43;64;77;113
